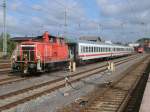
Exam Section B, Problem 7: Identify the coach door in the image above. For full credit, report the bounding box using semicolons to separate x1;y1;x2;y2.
68;43;76;61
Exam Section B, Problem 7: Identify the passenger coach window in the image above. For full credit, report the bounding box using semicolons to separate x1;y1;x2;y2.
89;47;91;52
81;46;83;53
86;47;88;52
83;47;85;53
104;48;106;52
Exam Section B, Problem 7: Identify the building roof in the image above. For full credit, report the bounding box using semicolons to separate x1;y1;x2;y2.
11;35;64;42
11;36;39;41
79;36;102;42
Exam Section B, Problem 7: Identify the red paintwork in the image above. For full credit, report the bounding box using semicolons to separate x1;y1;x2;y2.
137;47;144;53
18;31;69;63
79;52;130;57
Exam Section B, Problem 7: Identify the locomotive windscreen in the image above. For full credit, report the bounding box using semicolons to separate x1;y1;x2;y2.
21;45;35;61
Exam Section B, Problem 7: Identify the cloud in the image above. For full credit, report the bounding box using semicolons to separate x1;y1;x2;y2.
95;0;150;41
0;0;149;42
1;0;89;37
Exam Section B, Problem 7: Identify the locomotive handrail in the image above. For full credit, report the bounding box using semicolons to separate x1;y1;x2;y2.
14;60;35;63
12;49;36;62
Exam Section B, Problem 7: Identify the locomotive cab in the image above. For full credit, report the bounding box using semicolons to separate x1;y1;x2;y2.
11;31;69;74
11;43;38;73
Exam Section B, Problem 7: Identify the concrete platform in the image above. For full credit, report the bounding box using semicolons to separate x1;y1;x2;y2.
139;74;150;112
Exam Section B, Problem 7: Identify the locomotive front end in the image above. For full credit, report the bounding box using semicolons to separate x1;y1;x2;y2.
11;42;39;74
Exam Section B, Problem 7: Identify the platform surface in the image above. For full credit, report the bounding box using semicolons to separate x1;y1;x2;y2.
139;74;150;112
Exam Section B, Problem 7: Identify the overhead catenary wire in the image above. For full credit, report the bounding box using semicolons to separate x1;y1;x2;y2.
126;0;147;38
54;0;89;37
1;0;99;37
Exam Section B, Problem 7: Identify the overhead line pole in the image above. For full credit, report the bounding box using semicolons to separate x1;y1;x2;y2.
2;0;7;56
98;23;101;36
64;8;67;38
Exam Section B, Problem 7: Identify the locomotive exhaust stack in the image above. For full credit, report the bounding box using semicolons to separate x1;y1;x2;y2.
43;31;49;43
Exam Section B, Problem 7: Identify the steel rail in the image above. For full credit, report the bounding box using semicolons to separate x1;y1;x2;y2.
0;55;140;111
79;56;149;112
0;55;138;86
0;55;138;99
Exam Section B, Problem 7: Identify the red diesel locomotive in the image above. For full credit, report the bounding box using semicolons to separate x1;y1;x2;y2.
137;47;144;53
11;31;134;74
11;31;70;73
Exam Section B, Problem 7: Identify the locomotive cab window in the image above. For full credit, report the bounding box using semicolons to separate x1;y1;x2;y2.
21;45;35;61
50;38;55;43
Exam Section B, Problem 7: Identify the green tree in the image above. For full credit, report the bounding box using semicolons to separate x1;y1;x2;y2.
136;38;150;43
0;33;17;57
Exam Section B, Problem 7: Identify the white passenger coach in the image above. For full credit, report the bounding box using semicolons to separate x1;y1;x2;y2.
78;42;134;60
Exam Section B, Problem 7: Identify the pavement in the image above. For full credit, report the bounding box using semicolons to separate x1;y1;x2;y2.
139;73;150;112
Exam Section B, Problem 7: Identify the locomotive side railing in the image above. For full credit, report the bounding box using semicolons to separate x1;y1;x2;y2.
12;50;36;62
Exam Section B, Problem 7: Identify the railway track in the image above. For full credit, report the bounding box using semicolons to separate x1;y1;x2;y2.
0;54;138;86
0;63;10;69
0;60;10;63
75;56;150;112
122;62;150;112
0;68;11;74
0;54;142;111
0;77;29;86
0;55;138;86
0;59;11;74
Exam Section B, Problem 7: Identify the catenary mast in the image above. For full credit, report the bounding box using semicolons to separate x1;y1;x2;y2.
2;0;7;56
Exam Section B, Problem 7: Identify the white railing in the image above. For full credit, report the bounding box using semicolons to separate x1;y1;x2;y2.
11;50;36;62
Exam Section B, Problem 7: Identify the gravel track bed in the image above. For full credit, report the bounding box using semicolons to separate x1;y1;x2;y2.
0;74;14;80
2;54;146;112
0;55;138;96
